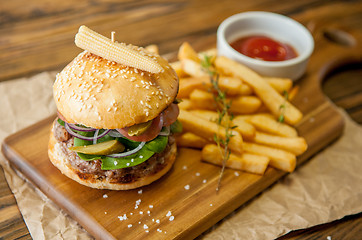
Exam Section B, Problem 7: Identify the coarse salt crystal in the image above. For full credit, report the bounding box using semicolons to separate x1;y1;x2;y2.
138;189;143;194
156;219;160;223
166;211;172;217
128;224;132;228
234;171;240;177
169;216;174;221
184;185;190;190
149;205;153;209
103;194;108;198
143;224;148;229
195;172;200;176
203;179;207;183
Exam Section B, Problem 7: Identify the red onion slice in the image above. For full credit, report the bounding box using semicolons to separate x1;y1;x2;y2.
106;141;146;158
68;123;97;132
93;129;100;144
64;123;110;141
108;130;124;138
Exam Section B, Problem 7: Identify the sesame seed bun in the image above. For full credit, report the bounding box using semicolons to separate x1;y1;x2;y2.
48;127;177;190
53;50;179;129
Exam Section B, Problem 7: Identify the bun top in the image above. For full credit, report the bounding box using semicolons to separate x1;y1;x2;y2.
54;50;178;129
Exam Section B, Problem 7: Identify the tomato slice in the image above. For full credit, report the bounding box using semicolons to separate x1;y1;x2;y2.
162;104;179;126
117;114;163;142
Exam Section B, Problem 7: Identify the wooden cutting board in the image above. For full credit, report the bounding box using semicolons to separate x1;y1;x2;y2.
2;29;361;239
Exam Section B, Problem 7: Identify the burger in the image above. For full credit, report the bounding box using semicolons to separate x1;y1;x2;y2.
48;26;180;190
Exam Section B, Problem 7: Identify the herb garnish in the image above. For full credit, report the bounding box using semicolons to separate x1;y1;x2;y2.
201;55;236;191
278;90;289;123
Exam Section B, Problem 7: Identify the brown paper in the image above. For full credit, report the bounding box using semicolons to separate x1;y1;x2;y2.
1;72;362;240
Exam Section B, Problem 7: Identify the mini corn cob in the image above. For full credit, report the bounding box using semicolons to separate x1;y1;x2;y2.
75;25;163;73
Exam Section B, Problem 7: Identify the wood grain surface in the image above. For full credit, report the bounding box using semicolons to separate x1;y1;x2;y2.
1;0;362;239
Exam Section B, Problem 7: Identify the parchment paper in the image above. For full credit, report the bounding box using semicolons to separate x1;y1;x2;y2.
1;72;361;240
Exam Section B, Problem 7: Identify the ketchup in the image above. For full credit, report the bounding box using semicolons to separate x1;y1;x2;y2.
230;35;298;61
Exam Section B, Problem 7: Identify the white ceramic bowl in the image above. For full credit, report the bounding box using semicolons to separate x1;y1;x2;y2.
217;11;314;81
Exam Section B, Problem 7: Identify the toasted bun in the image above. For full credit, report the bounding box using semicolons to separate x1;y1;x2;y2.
48;130;177;190
53;51;178;129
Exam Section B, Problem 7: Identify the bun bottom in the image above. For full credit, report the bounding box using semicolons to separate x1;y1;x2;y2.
48;131;177;190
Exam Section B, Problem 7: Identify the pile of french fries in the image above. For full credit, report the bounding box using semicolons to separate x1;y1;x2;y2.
172;42;308;175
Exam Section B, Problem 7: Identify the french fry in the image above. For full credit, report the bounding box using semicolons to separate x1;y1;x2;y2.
190;110;256;140
252;132;307;155
239;83;253;95
246;114;298;137
178;76;242;98
178;42;201;63
233;113;275;122
243;142;296;172
202;144;269;175
264;77;293;94
181;59;207;77
215;56;303;125
176;132;209;149
232;117;256;140
145;44;159;55
190;109;219;122
189;89;215;110
178;109;243;153
189;89;262;114
288;85;299;101
170;61;188;78
229;95;262;114
178;98;193;110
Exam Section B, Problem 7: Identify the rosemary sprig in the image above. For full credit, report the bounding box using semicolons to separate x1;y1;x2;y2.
278;90;289;123
201;55;235;192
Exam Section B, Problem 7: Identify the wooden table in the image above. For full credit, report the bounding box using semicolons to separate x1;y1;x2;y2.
1;0;361;239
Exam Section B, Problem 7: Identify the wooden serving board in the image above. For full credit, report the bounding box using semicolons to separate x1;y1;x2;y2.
2;29;362;239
